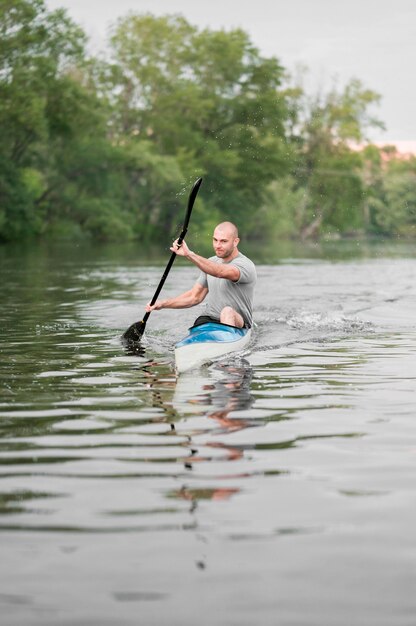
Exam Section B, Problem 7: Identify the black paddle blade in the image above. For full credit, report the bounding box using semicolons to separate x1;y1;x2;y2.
122;320;146;344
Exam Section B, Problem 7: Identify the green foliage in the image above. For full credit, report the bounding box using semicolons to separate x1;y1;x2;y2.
0;0;87;240
366;156;416;235
287;78;384;239
105;14;291;226
251;176;305;239
1;3;415;244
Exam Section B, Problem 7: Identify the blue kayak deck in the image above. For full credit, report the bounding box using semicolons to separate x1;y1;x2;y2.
175;322;249;348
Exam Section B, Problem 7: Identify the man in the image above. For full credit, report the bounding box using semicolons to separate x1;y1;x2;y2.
145;221;256;328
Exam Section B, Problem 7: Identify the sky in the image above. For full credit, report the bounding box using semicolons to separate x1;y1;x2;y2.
45;0;416;146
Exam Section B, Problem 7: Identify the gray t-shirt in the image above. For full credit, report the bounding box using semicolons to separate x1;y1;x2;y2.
197;252;256;327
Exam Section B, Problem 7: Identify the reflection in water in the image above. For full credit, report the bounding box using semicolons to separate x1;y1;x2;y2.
123;341;146;358
168;360;256;504
130;358;257;505
174;360;254;423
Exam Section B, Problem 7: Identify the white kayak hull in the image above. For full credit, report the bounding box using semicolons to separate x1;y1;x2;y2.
174;322;252;373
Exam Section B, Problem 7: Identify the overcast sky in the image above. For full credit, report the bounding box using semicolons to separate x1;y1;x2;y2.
46;0;416;143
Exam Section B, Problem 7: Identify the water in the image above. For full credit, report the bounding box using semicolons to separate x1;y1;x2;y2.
1;241;416;625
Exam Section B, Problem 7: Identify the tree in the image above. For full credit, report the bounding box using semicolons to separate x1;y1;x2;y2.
100;13;292;234
0;0;87;239
362;148;416;236
2;5;399;245
286;77;385;239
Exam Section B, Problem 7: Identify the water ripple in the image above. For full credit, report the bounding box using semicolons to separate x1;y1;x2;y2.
2;250;416;624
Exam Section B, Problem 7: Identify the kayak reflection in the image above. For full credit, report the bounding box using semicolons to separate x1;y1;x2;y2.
168;359;258;504
171;358;255;428
132;357;257;500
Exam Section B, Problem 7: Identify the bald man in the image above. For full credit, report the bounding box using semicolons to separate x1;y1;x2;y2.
145;222;256;328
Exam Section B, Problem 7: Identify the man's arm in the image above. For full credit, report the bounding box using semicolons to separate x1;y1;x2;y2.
145;281;208;312
171;240;240;282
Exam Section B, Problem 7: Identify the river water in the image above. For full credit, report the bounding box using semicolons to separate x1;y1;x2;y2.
1;240;415;625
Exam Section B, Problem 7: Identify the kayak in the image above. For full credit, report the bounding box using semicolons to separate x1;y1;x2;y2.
175;322;252;373
174;322;252;373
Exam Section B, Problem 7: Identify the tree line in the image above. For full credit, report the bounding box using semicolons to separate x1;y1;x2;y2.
1;0;415;244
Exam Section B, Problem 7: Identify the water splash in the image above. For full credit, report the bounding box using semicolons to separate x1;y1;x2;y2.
282;310;374;333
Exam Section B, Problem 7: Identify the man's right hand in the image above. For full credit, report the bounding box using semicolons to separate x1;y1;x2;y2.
170;238;191;257
145;300;164;312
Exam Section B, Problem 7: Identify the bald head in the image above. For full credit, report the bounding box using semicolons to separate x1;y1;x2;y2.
215;222;239;239
212;222;240;260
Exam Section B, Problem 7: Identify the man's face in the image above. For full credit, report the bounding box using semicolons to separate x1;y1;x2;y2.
212;228;238;259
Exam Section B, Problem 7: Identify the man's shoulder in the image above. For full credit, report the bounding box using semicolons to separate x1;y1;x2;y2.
234;252;256;268
232;252;257;284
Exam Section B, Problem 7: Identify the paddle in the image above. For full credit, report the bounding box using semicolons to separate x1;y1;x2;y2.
122;177;203;345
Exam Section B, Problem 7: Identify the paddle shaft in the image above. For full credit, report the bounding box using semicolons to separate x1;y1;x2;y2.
141;177;202;324
142;230;188;324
